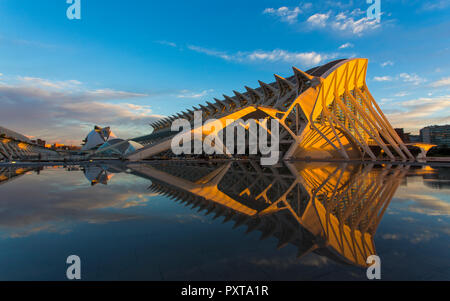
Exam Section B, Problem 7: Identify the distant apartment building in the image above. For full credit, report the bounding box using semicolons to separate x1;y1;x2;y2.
420;125;450;147
30;139;46;147
50;143;82;151
395;128;411;143
408;135;421;143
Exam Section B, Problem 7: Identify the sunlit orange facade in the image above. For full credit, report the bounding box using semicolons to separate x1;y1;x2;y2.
127;59;414;162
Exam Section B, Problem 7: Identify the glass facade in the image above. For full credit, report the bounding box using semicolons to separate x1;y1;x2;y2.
420;125;450;147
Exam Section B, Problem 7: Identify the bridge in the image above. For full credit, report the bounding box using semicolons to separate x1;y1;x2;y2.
127;58;415;162
409;143;437;161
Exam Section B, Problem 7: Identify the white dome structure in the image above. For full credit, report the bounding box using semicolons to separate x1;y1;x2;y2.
81;126;116;151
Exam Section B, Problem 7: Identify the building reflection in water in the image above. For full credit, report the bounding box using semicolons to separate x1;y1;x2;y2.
0;166;40;186
83;165;114;186
2;161;446;270
121;161;410;268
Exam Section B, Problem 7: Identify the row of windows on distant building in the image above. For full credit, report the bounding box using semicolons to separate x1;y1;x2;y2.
395;125;450;147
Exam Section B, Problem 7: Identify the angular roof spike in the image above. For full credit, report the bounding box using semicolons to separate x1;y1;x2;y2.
232;216;249;229
206;101;221;111
199;104;213;113
258;80;278;99
181;111;191;119
222;212;235;223
245;86;262;103
276;231;295;249
214;98;229;109
233;90;250;104
223;94;240;105
274;74;295;94
245;219;261;234
292;66;313;85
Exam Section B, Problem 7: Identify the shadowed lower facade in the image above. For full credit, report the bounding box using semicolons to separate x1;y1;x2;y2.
127;58;415;162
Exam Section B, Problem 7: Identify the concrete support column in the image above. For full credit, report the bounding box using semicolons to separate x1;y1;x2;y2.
0;143;11;160
4;143;18;159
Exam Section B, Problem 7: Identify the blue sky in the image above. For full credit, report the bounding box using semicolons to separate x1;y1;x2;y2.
0;0;449;144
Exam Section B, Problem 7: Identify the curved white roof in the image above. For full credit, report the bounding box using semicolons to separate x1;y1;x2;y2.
0;126;31;143
82;130;106;150
81;126;116;151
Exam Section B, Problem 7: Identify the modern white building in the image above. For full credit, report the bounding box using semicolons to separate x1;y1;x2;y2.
81;126;116;151
81;126;143;157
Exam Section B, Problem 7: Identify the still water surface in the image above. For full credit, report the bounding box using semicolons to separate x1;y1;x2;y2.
0;161;449;280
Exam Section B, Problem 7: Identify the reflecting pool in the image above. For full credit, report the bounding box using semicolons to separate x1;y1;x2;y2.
0;161;449;280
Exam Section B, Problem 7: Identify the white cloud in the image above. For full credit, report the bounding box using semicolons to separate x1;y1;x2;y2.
0;78;162;144
338;42;353;49
303;10;381;35
262;3;312;23
430;76;450;88
306;13;330;27
263;6;302;24
187;45;233;61
399;73;427;85
373;76;392;82
381;61;394;67
177;89;214;99
85;88;148;99
395;184;450;216
386;95;450;132
19;76;83;90
331;12;381;35
187;45;335;67
394;91;409;97
155;40;177;48
410;231;439;244
246;49;334;66
382;233;400;240
263;4;382;36
421;0;450;11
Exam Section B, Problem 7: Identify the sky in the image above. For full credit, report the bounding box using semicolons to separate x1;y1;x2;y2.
0;0;449;145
